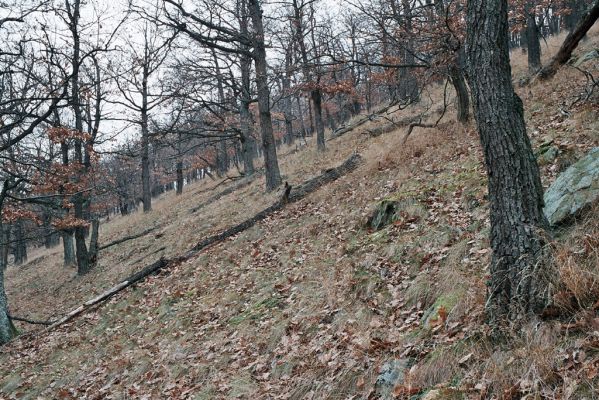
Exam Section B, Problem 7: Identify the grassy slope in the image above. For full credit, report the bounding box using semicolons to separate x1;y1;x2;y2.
1;30;598;399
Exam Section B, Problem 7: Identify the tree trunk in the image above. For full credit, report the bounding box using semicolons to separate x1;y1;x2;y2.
44;214;60;249
0;191;17;343
283;48;295;146
88;219;99;266
526;8;542;73
465;0;552;322
62;231;76;266
212;50;230;176
538;0;599;80
68;0;91;275
13;220;26;266
141;95;152;212
449;64;470;123
249;0;282;191
176;161;184;195
399;0;420;103
312;90;326;151
238;18;256;176
296;95;308;140
0;264;17;344
0;224;10;270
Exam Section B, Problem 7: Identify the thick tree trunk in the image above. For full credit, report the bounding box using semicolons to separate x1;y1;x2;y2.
538;0;599;80
526;9;542;73
249;0;282;191
465;0;552;322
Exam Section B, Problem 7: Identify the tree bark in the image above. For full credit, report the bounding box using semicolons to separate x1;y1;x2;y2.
239;3;256;176
141;68;152;212
538;0;599;80
88;219;99;266
0;224;10;270
212;50;230;176
13;220;26;266
526;7;542;73
0;193;17;343
311;90;326;150
465;0;552;322
67;0;91;275
62;231;76;266
283;46;295;146
291;0;325;151
0;264;17;344
176;161;184;195
248;0;282;191
449;64;470;123
399;0;420;103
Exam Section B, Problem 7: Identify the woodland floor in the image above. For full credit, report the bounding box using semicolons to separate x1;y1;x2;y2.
1;30;599;399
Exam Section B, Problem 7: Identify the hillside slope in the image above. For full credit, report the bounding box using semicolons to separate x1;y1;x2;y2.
1;31;599;399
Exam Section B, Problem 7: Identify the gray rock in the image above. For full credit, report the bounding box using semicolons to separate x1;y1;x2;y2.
367;199;427;231
375;359;411;399
544;147;599;226
536;141;559;165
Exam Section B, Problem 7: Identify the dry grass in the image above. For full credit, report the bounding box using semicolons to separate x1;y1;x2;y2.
0;26;598;399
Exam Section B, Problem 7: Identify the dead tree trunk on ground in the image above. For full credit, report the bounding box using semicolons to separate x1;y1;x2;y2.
537;0;599;80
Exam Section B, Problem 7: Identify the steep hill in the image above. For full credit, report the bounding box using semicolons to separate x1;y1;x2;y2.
1;30;598;399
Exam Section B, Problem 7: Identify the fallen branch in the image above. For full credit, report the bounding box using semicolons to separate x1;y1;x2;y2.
328;102;399;140
98;226;159;251
363;115;424;138
537;0;599;81
31;154;362;336
8;314;55;326
402;89;449;144
402;123;437;144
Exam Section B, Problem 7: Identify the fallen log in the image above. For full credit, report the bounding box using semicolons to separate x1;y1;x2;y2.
363;115;423;138
537;0;599;81
29;154;362;337
98;226;159;251
8;314;55;326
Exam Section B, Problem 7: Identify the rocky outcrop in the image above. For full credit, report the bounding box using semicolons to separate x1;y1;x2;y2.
375;359;411;399
544;147;599;226
367;199;428;231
